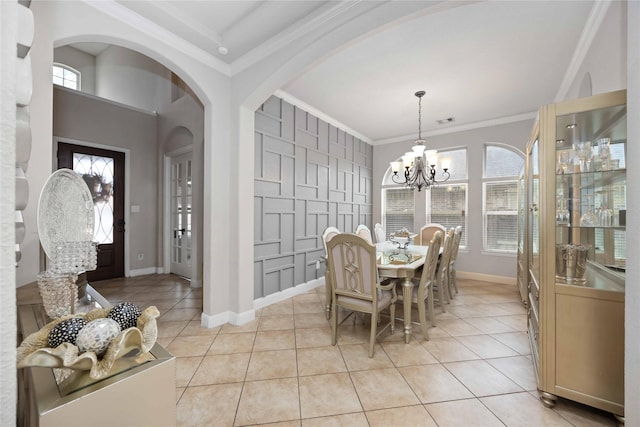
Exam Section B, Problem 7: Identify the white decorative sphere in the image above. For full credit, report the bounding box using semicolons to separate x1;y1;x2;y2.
76;318;121;357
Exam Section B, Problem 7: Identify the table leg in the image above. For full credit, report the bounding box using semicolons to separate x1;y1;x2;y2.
403;278;413;343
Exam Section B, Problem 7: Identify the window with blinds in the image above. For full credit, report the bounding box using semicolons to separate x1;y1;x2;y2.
382;188;414;239
483;145;525;253
484;181;518;252
428;184;468;247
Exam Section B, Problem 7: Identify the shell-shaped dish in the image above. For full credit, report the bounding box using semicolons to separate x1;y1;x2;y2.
16;306;159;379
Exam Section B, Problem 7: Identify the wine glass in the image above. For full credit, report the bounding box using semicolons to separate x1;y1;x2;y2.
573;141;593;172
559;150;572;174
596;138;611;170
556;198;570;225
580;194;598;226
597;191;613;226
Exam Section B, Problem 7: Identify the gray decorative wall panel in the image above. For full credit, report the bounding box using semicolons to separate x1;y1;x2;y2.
254;96;373;298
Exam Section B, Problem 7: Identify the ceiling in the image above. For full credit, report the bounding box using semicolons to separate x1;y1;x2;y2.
71;0;598;144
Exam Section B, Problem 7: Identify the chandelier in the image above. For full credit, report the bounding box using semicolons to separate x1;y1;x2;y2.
390;91;451;191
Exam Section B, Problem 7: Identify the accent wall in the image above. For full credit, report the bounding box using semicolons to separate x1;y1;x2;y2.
254;95;373;298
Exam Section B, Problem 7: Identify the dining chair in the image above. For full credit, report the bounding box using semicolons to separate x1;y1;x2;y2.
355;224;373;245
418;223;446;246
448;226;463;298
326;233;397;358
434;227;455;312
373;223;386;244
396;230;442;340
321;226;341;319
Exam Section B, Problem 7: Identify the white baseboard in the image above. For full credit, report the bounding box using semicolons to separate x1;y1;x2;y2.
253;277;324;310
201;309;256;328
200;278;325;329
128;267;158;277
457;271;516;286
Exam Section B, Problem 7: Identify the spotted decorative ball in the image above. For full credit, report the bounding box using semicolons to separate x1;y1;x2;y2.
47;318;88;348
107;302;142;330
76;318;121;357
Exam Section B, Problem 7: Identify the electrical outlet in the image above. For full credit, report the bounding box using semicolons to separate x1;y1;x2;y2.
137;253;144;261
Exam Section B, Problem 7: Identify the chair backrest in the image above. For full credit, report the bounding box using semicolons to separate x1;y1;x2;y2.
373;223;385;244
450;226;463;266
419;223;446;245
417;230;442;298
438;228;456;277
355;224;373;245
326;233;378;302
321;226;340;257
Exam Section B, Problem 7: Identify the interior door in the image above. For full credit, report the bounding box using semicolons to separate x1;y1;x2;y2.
58;142;125;281
170;152;192;278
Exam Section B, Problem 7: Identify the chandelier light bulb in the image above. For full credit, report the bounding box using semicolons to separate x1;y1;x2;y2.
402;152;414;169
412;143;426;157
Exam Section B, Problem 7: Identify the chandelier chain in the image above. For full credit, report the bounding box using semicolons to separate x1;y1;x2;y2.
418;94;422;140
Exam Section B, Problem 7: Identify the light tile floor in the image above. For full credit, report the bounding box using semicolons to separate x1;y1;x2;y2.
91;275;620;427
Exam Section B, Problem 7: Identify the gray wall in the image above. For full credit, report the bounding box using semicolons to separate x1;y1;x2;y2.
254;96;373;298
53;86;158;272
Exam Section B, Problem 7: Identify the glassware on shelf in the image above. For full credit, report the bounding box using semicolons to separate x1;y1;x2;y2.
556;198;570;225
580;194;598;227
596;138;611;171
597;191;613;227
558;150;573;174
573;141;593;172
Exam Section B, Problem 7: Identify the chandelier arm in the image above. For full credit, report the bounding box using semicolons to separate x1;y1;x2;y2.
391;171;406;185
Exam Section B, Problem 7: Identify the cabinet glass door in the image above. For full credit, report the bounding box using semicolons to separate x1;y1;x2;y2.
528;138;540;284
554;104;626;290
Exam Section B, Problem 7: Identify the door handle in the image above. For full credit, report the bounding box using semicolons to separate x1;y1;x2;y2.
117;219;125;233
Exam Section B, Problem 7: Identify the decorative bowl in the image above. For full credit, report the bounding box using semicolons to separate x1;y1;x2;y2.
16;305;159;379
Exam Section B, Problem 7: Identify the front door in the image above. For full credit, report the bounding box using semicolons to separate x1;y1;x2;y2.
58;142;125;281
170;152;192;278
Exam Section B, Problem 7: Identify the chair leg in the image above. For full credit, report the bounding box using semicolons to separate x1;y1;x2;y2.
428;284;436;327
325;274;332;320
331;302;338;346
368;311;377;358
418;298;429;341
451;270;459;294
437;278;447;313
447;271;455;300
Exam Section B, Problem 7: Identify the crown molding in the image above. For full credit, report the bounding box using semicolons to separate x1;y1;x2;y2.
231;1;369;75
374;111;538;146
554;0;612;102
274;90;373;144
83;0;231;77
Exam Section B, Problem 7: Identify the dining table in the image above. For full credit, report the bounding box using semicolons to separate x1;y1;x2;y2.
376;241;433;344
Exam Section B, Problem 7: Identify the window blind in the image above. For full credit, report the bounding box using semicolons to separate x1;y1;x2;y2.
429;184;467;247
483;145;525;253
383;188;414;239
